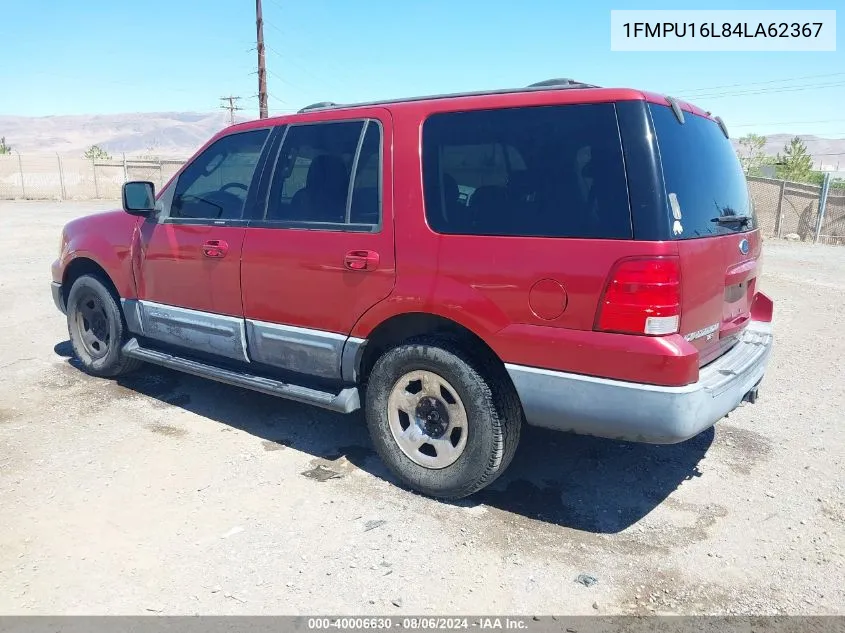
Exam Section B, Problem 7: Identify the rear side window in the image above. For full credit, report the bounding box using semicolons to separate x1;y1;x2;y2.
422;104;631;239
650;104;756;238
265;120;381;228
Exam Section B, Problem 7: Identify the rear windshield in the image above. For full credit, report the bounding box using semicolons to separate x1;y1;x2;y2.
422;104;632;239
650;104;756;239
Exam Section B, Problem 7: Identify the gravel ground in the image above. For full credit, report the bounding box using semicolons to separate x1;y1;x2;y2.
0;201;843;615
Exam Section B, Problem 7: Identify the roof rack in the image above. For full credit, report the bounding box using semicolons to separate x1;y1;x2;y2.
293;79;601;114
526;78;599;89
298;101;339;113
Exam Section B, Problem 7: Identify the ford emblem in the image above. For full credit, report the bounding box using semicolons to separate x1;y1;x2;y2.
739;238;750;255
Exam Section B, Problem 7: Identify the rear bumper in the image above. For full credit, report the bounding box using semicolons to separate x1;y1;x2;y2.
51;282;66;315
507;320;773;444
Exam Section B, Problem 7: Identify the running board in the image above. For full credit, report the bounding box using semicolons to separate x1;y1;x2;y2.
122;338;360;414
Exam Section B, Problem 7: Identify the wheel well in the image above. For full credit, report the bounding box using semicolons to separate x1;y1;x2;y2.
359;313;509;384
62;258;119;304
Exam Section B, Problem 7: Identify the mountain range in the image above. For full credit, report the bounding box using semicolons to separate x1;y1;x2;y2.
1;112;844;169
0;112;235;158
731;134;845;170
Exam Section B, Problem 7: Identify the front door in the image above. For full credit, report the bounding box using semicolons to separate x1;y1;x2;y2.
132;127;272;362
240;111;395;380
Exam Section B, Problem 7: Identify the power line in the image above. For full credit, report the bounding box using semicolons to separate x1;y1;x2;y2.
731;118;845;129
670;71;845;96
267;92;291;106
267;94;297;115
263;45;342;106
264;43;310;79
266;65;305;95
681;80;845;101
219;95;244;126
261;18;351;90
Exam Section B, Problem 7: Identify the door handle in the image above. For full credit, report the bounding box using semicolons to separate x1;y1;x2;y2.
202;239;229;258
344;250;379;271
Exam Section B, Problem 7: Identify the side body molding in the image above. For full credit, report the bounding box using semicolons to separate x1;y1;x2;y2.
124;299;367;382
123;299;249;363
246;320;365;381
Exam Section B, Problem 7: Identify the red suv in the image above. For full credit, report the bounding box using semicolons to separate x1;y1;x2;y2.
51;79;774;499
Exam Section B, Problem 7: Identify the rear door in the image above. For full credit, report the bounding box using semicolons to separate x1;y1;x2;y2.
649;103;760;365
240;110;395;380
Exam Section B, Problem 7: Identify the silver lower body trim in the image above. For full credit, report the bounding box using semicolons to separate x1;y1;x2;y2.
121;300;367;382
134;300;249;363
51;282;66;315
507;320;773;444
245;319;349;380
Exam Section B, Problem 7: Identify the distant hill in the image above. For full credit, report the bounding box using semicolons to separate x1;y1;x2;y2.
2;111;844;169
0;111;238;158
731;134;845;171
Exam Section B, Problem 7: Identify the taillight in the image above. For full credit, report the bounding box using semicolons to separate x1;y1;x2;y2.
596;257;681;336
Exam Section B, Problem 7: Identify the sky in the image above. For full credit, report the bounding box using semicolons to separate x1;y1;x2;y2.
0;0;843;138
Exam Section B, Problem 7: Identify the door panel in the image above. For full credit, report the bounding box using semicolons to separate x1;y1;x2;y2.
135;221;246;316
241;228;395;331
132;127;272;360
241;111;395;379
134;221;249;360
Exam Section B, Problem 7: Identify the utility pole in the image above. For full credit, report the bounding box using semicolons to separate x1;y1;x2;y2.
220;95;244;126
256;0;269;119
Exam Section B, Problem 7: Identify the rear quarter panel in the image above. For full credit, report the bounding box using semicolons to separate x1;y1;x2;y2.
349;100;699;386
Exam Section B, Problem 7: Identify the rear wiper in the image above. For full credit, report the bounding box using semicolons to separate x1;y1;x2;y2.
712;215;750;226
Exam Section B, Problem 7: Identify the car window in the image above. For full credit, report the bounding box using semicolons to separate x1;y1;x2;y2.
650;104;756;239
349;122;382;225
422;104;632;239
168;129;269;221
266;120;381;228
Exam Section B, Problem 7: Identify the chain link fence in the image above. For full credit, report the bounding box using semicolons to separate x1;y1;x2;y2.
2;154;845;245
0;154;186;201
748;176;845;245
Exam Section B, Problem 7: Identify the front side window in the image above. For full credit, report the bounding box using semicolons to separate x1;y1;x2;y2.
266;120;381;228
422;104;632;239
168;129;269;221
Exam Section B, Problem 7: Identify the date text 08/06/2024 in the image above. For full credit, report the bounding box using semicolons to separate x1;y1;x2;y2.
622;22;825;38
306;618;531;630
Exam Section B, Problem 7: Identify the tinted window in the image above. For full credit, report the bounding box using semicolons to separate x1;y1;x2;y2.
422;104;631;238
266;120;381;228
349;122;382;225
650;104;756;239
170;129;269;221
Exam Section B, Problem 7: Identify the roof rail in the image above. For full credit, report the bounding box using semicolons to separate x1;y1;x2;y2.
526;78;600;89
298;101;339;113
291;80;600;114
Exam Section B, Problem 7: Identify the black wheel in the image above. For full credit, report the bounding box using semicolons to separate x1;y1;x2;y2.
66;274;141;378
365;337;522;499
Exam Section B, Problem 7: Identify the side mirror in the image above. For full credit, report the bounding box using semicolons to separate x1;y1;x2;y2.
122;181;156;216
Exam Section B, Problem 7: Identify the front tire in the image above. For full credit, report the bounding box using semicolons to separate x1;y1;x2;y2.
66;274;141;378
365;337;522;499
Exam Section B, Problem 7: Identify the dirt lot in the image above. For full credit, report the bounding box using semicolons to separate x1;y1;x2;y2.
0;201;843;615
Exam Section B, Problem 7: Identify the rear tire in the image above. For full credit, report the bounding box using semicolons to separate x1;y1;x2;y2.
66;274;141;378
365;337;522;499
